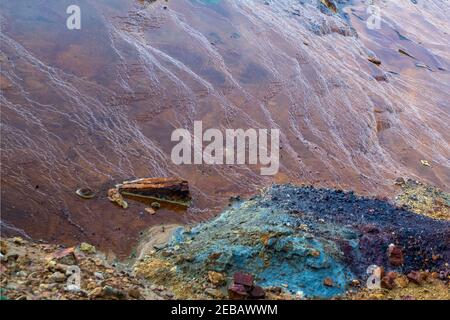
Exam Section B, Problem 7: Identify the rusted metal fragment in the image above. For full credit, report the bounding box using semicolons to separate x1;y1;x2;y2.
117;178;191;207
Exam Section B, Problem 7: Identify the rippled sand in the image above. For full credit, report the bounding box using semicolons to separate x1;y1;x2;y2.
1;0;449;256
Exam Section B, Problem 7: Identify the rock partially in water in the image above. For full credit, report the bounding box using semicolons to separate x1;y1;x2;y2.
117;178;191;207
75;188;95;199
107;188;128;209
368;56;382;66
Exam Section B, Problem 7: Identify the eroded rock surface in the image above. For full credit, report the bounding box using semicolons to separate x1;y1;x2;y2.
135;184;449;299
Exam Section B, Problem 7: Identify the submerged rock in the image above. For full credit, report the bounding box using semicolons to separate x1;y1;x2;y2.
75;188;95;199
151;201;161;209
368;56;382;66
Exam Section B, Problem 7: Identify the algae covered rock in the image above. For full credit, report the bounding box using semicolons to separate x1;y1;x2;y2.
80;242;96;254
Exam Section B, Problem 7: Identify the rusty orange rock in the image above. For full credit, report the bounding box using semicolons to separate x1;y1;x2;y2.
323;277;334;287
117;178;191;206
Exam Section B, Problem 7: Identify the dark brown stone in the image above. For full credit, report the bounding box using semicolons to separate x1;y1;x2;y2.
387;244;404;266
249;285;265;299
368;56;382;65
381;272;398;290
374;74;388;82
407;271;424;285
128;288;141;299
228;284;249;300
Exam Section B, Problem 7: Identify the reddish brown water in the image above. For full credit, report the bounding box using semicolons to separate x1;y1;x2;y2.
1;0;449;257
